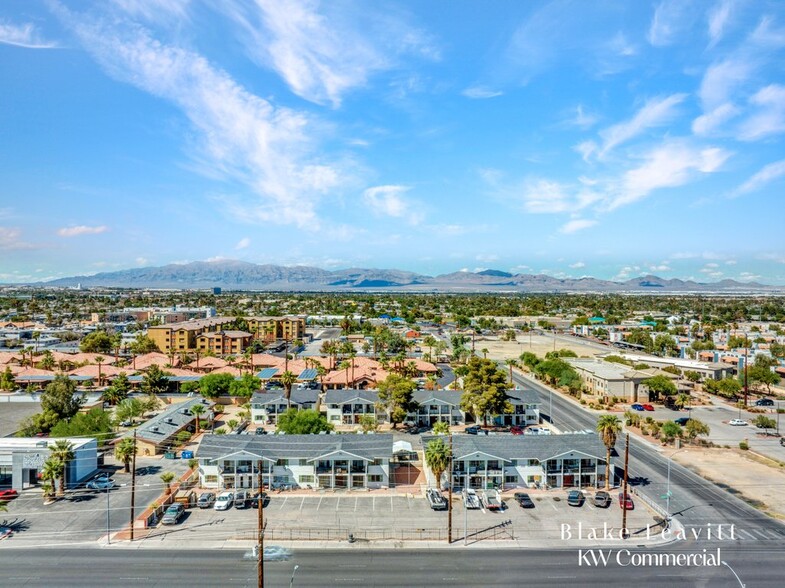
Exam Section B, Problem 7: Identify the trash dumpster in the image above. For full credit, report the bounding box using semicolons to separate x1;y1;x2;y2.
164;451;176;459
181;450;194;459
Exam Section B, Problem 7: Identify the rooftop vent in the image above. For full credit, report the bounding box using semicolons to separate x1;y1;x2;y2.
151;426;159;433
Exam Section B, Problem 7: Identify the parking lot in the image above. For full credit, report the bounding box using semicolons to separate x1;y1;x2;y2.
0;456;191;546
142;488;660;544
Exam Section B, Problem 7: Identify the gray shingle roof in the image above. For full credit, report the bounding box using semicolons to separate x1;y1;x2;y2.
324;389;379;404
251;390;319;406
134;397;213;444
196;433;393;462
422;433;606;462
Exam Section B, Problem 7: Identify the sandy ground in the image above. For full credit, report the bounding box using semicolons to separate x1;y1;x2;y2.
475;334;605;361
672;446;785;520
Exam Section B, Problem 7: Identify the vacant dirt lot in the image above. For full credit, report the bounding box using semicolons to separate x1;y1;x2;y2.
672;447;785;520
476;334;604;361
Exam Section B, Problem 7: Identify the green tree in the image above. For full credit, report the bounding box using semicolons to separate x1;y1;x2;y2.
40;457;62;501
190;403;206;433
753;415;777;435
0;366;15;391
227;419;239;431
79;330;114;353
29;376;86;433
596;415;621;490
142;364;170;395
101;385;128;406
359;414;378;433
276;408;333;434
642;375;677;402
160;472;175;495
432;421;450;435
674;392;691;410
229;373;261;398
424;437;451;489
684;419;710;442
460;356;511;425
377;373;418;429
115;438;137;473
49;439;75;496
129;333;160;355
684;371;702;383
50;407;112;442
704;377;742;399
199;372;234;398
748;365;779;393
660;421;682;444
115;398;145;423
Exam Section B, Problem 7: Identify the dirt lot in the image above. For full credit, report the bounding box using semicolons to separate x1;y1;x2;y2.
672;447;785;520
474;334;605;361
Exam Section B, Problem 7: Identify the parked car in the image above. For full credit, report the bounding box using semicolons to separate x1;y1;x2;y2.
214;491;234;510
642;403;655;411
86;478;115;490
255;428;267;436
426;488;448;511
729;419;748;426
464;426;482;435
510;426;524;435
91;473;112;483
234;490;250;509
618;493;634;510
482;489;502;511
674;417;691;426
593;490;611;508
161;503;185;525
514;492;534;508
631;403;645;411
197;492;216;509
567;489;584;507
524;427;551;435
0;489;19;500
251;491;269;509
463;488;481;509
755;398;775;406
119;420;133;427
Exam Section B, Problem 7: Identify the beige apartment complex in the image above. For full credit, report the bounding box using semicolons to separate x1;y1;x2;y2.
246;316;306;342
147;317;235;353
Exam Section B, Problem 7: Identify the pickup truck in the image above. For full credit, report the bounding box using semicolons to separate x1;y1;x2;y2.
463;489;481;509
482;489;502;511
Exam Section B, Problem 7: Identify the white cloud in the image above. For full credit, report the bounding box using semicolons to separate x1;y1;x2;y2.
462;86;503;99
362;185;423;224
737;84;785;141
738;272;761;281
220;0;438;107
598;94;687;157
560;219;597;234
58;6;348;228
566;105;597;129
476;254;499;263
725;259;737;265
112;0;190;23
649;264;671;272
698;59;753;110
0;227;35;250
692;102;739;135
569;261;586;269
519;179;574;213
0;20;57;49
610;140;730;210
750;16;785;47
575;140;597;162
57;225;108;237
735;158;785;195
235;237;251;250
707;0;734;47
135;257;149;266
648;0;699;47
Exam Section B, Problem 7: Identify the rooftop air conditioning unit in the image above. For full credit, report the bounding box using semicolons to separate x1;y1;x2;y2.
151;426;159;432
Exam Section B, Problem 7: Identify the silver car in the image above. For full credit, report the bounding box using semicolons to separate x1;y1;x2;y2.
214;491;234;511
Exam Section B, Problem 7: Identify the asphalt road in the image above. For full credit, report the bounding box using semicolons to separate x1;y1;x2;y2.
0;546;782;587
511;371;785;541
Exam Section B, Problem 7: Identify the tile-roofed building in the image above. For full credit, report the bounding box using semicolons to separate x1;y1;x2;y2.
196;330;253;355
196;433;392;490
422;433;608;491
147;317;235;353
133;397;214;456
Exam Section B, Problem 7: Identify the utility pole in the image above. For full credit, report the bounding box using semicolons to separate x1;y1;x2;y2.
129;430;137;541
621;433;630;539
743;346;749;407
257;459;264;588
447;434;453;544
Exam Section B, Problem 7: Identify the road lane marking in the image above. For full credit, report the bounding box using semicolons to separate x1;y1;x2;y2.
336;496;341;510
354;497;358;511
391;496;394;512
372;496;375;511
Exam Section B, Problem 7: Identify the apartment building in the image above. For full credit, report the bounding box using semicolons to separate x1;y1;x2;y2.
147;317;235;353
251;390;320;424
195;330;254;354
246;316;306;342
196;433;392;490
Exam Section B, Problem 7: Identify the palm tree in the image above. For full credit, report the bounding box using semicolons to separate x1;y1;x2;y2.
95;355;105;387
674;392;691;411
50;440;75;496
596;415;622;491
279;370;297;410
190;403;206;433
481;348;489;359
338;360;350;389
0;500;7;513
227;419;239;431
160;472;175;495
102;386;126;406
115;438;137;473
40;457;62;502
505;359;518;386
424;437;451;490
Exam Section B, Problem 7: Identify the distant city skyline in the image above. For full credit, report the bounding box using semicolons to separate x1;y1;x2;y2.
2;1;785;284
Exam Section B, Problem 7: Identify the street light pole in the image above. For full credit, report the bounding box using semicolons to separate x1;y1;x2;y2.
721;560;746;587
106;485;111;545
289;564;300;588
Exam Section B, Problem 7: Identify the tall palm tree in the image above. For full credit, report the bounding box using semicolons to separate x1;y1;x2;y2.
40;457;62;502
50;440;75;496
424;437;451;490
505;359;518;386
190;403;206;433
160;472;175;495
338;360;350;389
596;415;622;490
95;355;105;387
279;370;297;410
115;438;137;473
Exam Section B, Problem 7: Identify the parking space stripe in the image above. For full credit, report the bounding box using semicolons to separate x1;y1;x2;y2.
279;496;288;510
299;497;305;511
336;496;341;510
317;496;323;510
390;496;394;512
372;496;375;511
354;497;358;511
738;529;756;540
550;501;559;512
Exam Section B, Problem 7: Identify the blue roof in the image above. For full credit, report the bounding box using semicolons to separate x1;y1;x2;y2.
391;317;405;322
257;367;279;380
298;368;318;381
379;314;391;319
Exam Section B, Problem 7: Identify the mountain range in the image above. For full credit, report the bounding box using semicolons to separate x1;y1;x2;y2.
39;260;779;292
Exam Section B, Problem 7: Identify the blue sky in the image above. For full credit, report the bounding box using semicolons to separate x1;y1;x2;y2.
2;0;785;284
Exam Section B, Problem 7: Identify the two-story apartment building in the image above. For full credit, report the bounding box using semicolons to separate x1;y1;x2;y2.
423;434;608;491
196;434;392;490
195;330;254;354
324;390;381;425
147;317;235;353
250;390;319;424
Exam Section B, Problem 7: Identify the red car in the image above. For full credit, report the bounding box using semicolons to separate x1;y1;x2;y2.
0;489;18;500
642;404;655;411
510;426;524;435
618;493;634;510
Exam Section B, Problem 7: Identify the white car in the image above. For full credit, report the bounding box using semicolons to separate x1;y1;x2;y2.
214;491;234;510
729;419;748;426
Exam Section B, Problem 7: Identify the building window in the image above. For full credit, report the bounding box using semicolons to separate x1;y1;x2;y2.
368;474;383;483
504;475;518;484
299;475;315;483
204;475;218;484
276;459;286;466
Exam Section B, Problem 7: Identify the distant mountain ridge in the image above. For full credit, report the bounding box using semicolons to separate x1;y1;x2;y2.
38;260;779;292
